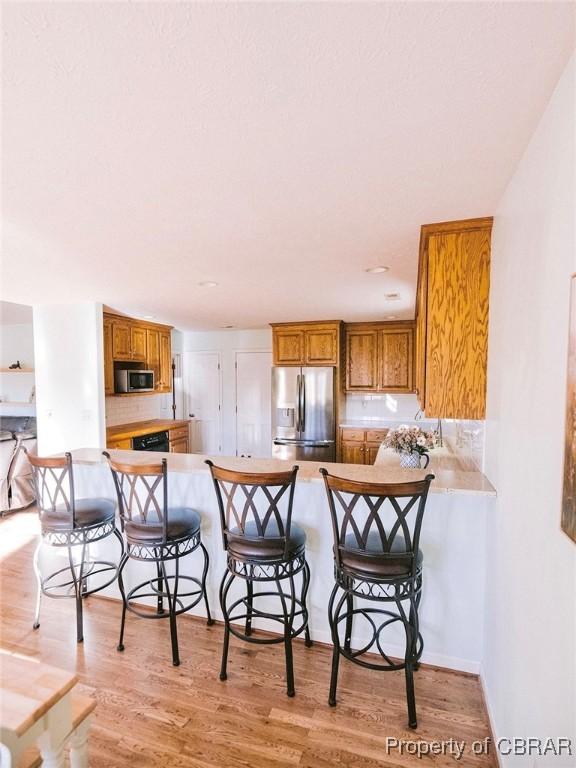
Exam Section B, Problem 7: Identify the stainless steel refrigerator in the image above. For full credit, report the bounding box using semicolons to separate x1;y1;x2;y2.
271;367;335;462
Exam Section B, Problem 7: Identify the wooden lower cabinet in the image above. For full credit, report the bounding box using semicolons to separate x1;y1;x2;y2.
340;427;388;465
169;425;189;453
107;438;132;450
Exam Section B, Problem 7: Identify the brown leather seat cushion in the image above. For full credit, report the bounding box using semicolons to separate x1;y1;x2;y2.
125;507;201;543
41;498;115;531
340;531;423;578
227;521;306;561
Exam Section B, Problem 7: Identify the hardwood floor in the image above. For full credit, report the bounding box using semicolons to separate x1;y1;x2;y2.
0;510;496;767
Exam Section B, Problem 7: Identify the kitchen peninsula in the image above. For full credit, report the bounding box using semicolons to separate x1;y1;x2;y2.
71;446;494;675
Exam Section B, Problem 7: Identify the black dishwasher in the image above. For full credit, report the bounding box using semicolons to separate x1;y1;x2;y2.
132;431;169;452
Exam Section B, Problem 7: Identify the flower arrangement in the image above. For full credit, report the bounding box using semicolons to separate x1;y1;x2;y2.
383;425;438;456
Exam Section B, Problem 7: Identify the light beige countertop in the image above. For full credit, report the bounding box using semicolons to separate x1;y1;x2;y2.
106;419;189;441
73;447;496;497
339;419;438;428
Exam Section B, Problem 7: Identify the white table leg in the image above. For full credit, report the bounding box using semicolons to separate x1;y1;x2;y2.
0;742;13;768
37;731;66;768
69;717;91;768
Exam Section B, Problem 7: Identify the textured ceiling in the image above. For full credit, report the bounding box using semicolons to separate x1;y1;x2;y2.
2;2;574;330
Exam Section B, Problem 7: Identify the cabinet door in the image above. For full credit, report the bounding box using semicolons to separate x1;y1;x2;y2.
415;249;428;409
365;442;381;465
341;440;365;464
146;329;160;389
103;318;114;395
107;438;132;450
112;322;132;360
170;437;189;453
273;329;304;365
158;330;172;393
380;328;414;392
346;330;379;391
305;327;338;365
426;228;490;418
131;326;147;362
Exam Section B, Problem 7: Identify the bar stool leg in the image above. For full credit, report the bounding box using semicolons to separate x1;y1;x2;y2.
400;596;418;729
116;553;129;652
200;542;214;626
162;559;180;666
68;540;86;643
32;540;42;630
245;579;253;636
219;571;234;681
344;592;353;653
328;585;346;707
302;559;313;647
276;578;295;697
155;552;164;615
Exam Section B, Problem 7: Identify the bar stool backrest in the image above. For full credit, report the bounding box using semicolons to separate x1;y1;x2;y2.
320;469;435;577
104;454;168;541
205;461;298;560
26;450;76;526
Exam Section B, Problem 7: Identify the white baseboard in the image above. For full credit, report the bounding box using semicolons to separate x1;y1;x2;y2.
480;667;504;768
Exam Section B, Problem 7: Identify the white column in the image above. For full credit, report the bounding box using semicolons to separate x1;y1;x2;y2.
33;303;106;454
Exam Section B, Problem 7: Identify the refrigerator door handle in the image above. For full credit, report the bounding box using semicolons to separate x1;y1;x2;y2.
301;373;306;433
296;373;302;432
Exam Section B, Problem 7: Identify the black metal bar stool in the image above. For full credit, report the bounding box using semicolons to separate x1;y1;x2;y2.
206;461;312;697
26;450;124;643
104;454;213;666
320;469;434;728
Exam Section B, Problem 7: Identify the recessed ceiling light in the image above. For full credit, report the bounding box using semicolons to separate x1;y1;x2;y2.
384;292;401;301
386;315;397;320
365;266;389;274
198;281;218;288
143;314;155;320
222;325;235;329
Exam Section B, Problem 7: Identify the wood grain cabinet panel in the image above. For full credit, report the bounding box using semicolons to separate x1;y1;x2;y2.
103;318;114;395
146;329;160;388
340;428;388;465
112;322;132;360
365;443;382;465
170;437;189;453
274;330;305;365
346;330;379;390
305;328;338;365
341;441;366;464
415;218;492;419
130;326;147;361
380;329;413;392
158;331;172;393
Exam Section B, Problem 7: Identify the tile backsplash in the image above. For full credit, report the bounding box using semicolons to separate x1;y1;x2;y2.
105;394;172;426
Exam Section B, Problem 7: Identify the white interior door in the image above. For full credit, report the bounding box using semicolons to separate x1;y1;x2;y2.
235;351;272;458
186;352;222;455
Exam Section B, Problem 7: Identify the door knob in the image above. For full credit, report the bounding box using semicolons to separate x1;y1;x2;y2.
188;413;195;418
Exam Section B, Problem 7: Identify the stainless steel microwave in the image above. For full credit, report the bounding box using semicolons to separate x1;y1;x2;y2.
114;369;155;393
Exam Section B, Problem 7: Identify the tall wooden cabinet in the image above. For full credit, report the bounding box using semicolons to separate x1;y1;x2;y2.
415;217;492;419
345;322;414;393
103;311;173;396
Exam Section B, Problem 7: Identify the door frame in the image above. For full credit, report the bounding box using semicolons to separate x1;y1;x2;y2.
234;349;272;457
182;349;223;455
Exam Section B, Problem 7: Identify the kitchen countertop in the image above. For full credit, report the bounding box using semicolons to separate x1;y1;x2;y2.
340;419;437;428
70;447;496;496
106;419;189;441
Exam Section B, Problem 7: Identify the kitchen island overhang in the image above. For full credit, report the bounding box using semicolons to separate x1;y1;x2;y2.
64;448;495;675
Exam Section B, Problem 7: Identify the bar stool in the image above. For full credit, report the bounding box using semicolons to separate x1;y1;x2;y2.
26;451;124;643
206;461;312;697
320;469;434;728
104;454;213;666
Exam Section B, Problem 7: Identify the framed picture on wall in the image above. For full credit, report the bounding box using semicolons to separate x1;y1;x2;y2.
561;273;576;543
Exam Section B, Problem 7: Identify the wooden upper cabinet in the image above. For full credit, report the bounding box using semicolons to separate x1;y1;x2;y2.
305;327;339;365
103;312;173;395
271;322;341;366
346;329;379;390
131;326;147;361
380;328;413;392
103;318;114;395
146;329;160;385
158;330;172;392
112;322;132;360
345;322;414;393
274;329;305;365
416;217;492;419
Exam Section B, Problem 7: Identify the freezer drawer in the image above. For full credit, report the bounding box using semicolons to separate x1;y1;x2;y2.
272;439;335;463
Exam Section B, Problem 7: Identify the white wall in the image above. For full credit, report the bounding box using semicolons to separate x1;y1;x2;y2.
33;303;106;454
182;329;271;456
483;55;576;765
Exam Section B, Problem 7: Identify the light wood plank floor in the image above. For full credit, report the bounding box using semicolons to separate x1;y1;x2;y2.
0;510;496;767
